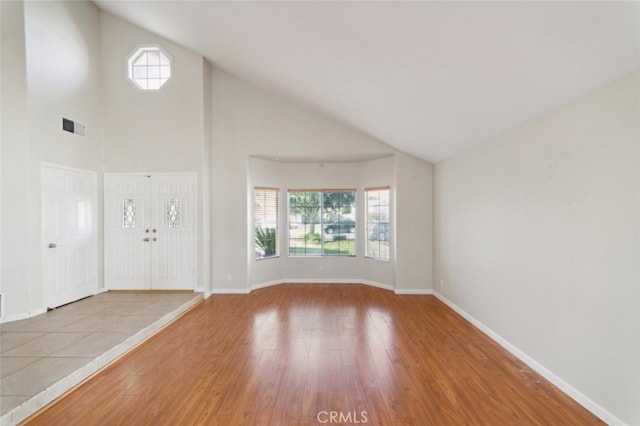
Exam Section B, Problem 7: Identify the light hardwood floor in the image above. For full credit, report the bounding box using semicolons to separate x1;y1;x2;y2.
24;284;602;425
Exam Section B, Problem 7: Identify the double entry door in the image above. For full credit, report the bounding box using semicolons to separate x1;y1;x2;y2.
104;173;196;290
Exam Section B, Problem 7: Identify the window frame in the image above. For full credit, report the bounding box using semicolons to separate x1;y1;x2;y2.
254;187;280;260
287;189;357;257
365;186;391;261
127;45;172;91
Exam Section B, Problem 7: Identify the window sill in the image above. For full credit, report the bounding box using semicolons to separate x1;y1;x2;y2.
364;256;391;262
287;255;357;258
256;255;280;261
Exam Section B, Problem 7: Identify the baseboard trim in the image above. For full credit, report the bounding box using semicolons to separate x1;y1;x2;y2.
249;279;396;293
1;294;203;426
211;288;251;295
1;308;47;324
433;292;625;426
240;280;434;295
251;280;283;291
361;280;394;292
1;287;107;324
394;288;433;295
280;278;371;285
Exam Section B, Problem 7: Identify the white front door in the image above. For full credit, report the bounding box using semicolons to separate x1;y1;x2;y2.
149;176;196;290
104;173;196;290
104;174;152;290
42;164;98;308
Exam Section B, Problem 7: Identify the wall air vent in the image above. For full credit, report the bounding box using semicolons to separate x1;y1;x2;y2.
62;117;87;138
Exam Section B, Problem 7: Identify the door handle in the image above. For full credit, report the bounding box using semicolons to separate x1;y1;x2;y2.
48;243;57;248
143;238;150;242
152;237;157;242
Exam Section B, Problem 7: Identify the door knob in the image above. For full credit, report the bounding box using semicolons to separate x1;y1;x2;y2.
143;238;150;242
48;243;57;248
152;237;157;242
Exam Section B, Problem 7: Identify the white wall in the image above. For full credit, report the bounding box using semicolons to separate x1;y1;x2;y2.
212;69;433;293
395;152;433;293
0;1;104;318
200;60;213;293
249;156;400;290
359;156;396;287
434;72;639;425
25;0;105;302
100;11;206;173
1;1;30;318
248;157;284;288
1;2;213;318
280;161;363;283
100;11;210;291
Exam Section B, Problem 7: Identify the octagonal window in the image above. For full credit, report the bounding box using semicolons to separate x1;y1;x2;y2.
128;46;172;91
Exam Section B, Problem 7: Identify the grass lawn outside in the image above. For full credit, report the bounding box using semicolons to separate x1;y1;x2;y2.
289;240;356;256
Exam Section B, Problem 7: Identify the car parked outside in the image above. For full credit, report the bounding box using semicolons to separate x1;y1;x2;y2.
369;221;389;241
324;219;356;235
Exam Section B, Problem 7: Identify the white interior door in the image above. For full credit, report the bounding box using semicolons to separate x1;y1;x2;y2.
104;173;196;290
42;164;98;308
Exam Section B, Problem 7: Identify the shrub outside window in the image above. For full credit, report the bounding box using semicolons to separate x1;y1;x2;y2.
288;190;356;256
255;187;279;259
365;187;390;260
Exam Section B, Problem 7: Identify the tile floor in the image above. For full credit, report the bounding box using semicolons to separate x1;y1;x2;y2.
0;291;203;425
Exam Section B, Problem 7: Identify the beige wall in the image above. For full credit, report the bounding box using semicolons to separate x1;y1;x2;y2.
201;60;213;293
100;11;206;174
2;1;634;423
434;72;639;425
1;1;31;317
1;2;212;317
1;1;104;318
2;4;434;305
360;156;396;287
1;2;431;314
213;69;433;293
395;152;433;293
100;11;210;291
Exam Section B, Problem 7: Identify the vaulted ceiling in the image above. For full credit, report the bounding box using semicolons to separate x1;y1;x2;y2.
94;1;640;163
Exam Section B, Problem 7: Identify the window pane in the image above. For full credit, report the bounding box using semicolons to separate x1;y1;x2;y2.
255;188;279;259
147;79;162;90
128;47;171;91
365;188;390;260
289;192;319;256
167;198;179;228
289;191;355;257
123;199;136;228
148;66;160;79
146;51;161;65
160;65;171;79
133;65;147;79
133;53;148;66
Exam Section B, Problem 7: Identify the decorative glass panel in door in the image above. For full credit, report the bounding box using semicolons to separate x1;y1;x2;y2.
104;175;152;290
150;177;196;290
105;173;196;290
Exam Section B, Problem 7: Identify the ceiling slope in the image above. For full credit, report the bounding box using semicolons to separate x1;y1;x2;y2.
95;1;640;163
